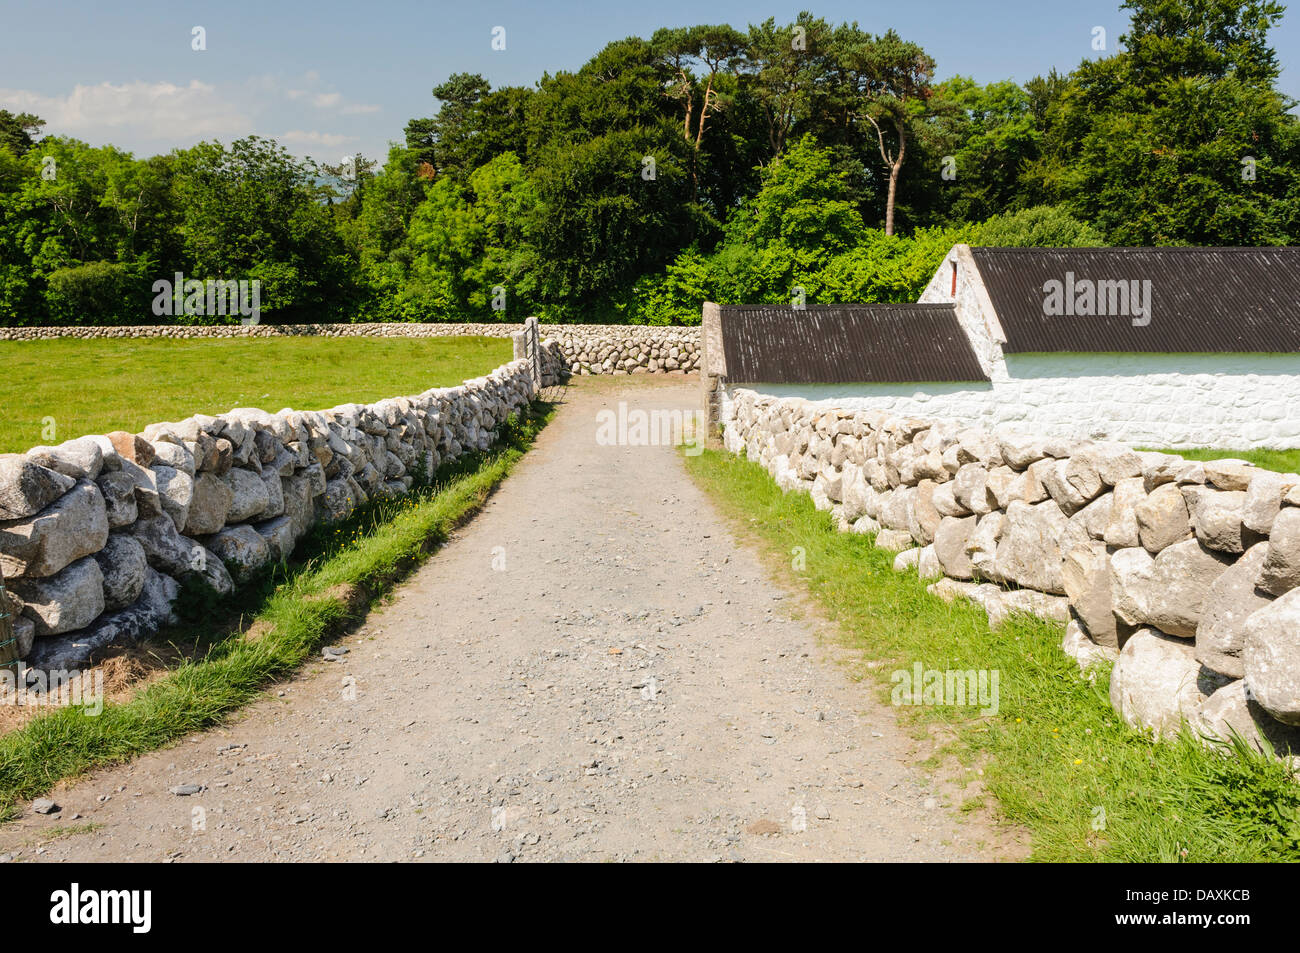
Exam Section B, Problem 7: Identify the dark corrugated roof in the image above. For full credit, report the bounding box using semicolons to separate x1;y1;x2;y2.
971;246;1300;353
719;304;988;383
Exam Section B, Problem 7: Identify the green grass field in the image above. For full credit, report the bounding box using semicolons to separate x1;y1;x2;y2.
1151;447;1300;475
685;447;1300;862
0;336;513;454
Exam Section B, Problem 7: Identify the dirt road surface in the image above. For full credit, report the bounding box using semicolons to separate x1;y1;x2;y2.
1;377;991;863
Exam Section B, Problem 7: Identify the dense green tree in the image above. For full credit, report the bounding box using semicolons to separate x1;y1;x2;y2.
1026;0;1300;244
0;110;44;157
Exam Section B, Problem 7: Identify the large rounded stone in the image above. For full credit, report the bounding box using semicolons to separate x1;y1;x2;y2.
0;455;75;520
1109;628;1224;737
10;556;105;636
1195;542;1272;679
1243;587;1300;725
93;533;148;612
0;480;109;578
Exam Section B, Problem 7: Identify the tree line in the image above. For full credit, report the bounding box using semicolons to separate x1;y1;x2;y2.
1;0;1296;326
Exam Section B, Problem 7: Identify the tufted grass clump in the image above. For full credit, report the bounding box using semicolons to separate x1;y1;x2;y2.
685;446;1300;863
0;404;552;821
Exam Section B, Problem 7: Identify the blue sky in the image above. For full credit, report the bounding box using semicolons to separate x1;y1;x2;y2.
3;0;1299;165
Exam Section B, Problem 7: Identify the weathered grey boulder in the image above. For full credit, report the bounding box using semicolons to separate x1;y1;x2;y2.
1038;458;1097;515
1103;477;1145;549
1082;443;1142;486
983;466;1017;510
259;467;285;519
1062;618;1118;674
1061;494;1113;556
11;556;105;636
1243;587;1300;725
1243;470;1297;535
930;481;968;518
0;455;75;520
913;480;942;544
985;589;1070;628
130;513;200;577
1062;541;1118;647
119;459;163;519
1135;482;1190;553
1258;506;1300;596
967;511;1004;581
840;466;869;522
191;544;233;595
26;438;104;481
1110;540;1231;638
952;464;992;515
25;568;178;671
92;533;148;612
153;465;194;535
0;480;109;578
879;486;914;534
1110;628;1222;737
152;439;195;477
185;472;233;536
206;525;271;580
917;544;943;580
1193;679;1300;756
997;431;1048;470
933;515;976;580
893;547;921;572
11;614;35;659
1189;489;1253;554
95;470;138;528
282;473;316;539
1204;459;1256;492
223;467;270;523
875;528;915;552
850;514;881;535
1195;542;1272;679
993;500;1068;594
254;515;295;563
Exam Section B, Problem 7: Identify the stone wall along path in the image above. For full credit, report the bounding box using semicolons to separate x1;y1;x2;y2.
0;378;985;863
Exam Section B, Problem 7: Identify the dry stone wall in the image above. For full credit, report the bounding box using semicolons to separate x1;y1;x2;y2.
0;359;538;670
0;323;702;376
722;387;1300;760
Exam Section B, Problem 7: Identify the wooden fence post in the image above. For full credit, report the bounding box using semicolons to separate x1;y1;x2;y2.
0;569;19;673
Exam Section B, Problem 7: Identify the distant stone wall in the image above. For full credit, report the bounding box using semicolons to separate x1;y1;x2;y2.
0;360;538;671
0;322;702;376
723;387;1300;761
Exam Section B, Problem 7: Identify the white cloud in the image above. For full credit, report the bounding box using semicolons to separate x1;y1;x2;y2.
278;130;356;147
0;80;251;140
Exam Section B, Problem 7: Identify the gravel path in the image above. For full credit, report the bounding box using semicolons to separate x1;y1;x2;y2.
1;377;985;863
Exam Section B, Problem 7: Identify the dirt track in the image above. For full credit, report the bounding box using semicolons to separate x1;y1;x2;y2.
0;377;990;862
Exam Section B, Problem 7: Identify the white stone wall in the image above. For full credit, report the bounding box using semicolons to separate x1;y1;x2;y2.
0;359;538;670
720;387;1300;757
727;352;1300;450
0;323;703;376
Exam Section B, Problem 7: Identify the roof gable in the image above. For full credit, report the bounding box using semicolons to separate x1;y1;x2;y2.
718;304;989;383
970;246;1300;353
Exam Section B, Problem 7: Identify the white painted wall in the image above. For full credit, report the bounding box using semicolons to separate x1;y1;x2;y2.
719;242;1300;450
725;352;1300;449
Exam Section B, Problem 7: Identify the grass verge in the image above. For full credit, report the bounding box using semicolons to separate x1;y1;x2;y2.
0;404;551;821
685;446;1300;862
1145;447;1300;474
0;335;512;453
